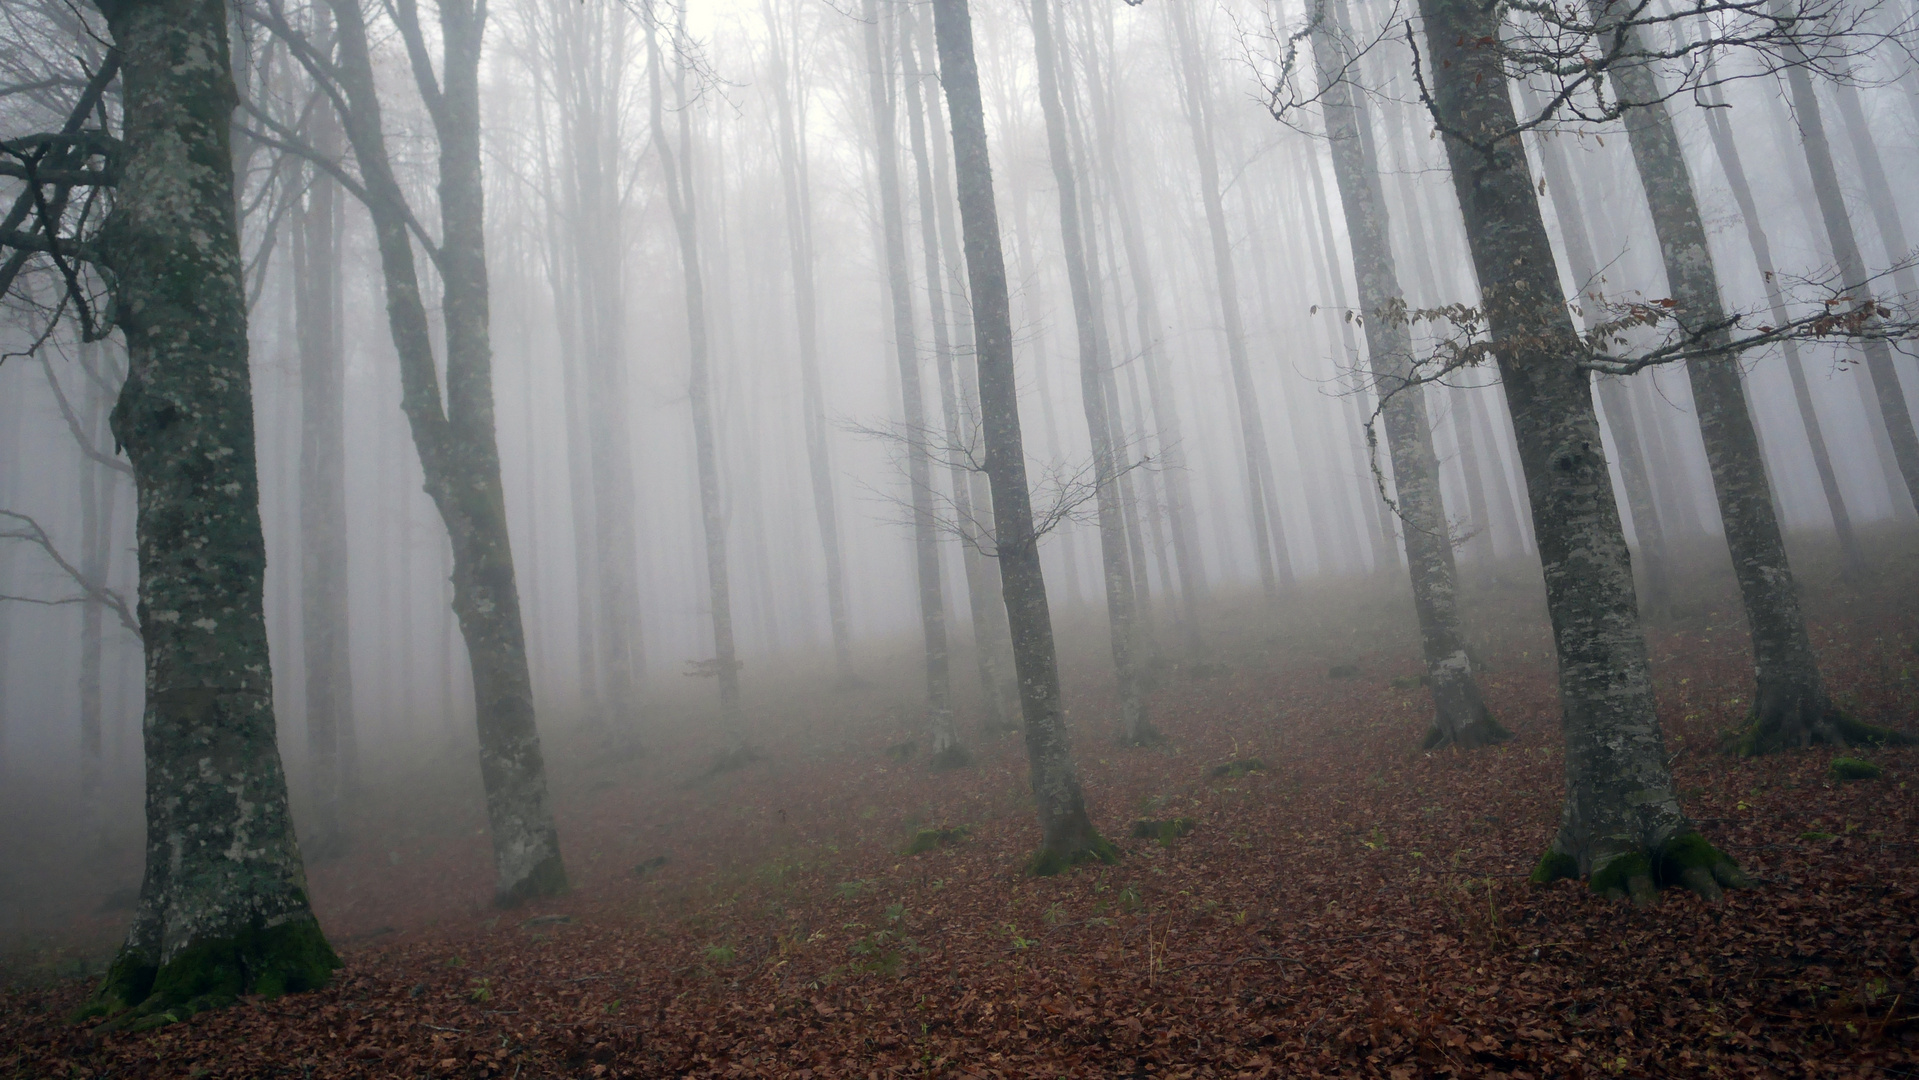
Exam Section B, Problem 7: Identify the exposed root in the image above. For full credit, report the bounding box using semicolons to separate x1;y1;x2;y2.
1532;832;1750;906
85;917;339;1029
1025;833;1120;877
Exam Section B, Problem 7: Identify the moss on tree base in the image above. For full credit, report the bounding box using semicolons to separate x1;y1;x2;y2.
496;853;569;909
1025;833;1120;877
1732;698;1913;757
1529;832;1751;906
86;916;339;1029
1420;710;1512;752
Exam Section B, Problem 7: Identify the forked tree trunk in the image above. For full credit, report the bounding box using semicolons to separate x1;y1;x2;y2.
859;0;961;764
304;0;565;906
932;0;1110;871
93;0;338;1015
1597;15;1897;753
1415;0;1743;903
764;0;856;684
1696;79;1865;579
1028;0;1152;746
647;16;743;735
1310;1;1506;749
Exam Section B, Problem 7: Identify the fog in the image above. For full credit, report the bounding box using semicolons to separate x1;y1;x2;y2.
3;0;1918;961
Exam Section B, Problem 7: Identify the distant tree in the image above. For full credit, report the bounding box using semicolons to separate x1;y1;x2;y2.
1;0;338;1014
931;0;1113;872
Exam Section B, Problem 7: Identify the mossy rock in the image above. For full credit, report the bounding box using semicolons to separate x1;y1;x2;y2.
1830;756;1883;781
1024;834;1120;877
1130;817;1196;846
904;826;970;855
1528;850;1577;886
1389;673;1428;691
1208;758;1264;780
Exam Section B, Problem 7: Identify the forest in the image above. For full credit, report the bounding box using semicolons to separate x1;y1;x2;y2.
0;0;1916;1073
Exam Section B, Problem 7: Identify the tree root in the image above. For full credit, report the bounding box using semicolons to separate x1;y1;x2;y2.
83;916;339;1029
1025;833;1120;877
1734;692;1913;756
1529;832;1750;906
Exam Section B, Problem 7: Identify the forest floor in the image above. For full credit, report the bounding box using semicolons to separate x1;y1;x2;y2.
3;541;1918;1078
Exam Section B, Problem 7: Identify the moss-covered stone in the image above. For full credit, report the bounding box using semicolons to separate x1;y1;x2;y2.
904;826;970;855
1025;834;1120;877
1528;850;1577;886
1208;758;1264;780
1830;756;1883;781
90;916;339;1028
1130;817;1196;846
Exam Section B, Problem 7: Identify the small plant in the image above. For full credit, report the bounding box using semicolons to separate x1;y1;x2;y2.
1830;757;1883;782
904;825;970;855
1042;902;1066;926
835;879;868;900
702;944;737;967
1117;884;1143;913
1004;923;1038;951
1209;758;1264;780
466;977;492;1003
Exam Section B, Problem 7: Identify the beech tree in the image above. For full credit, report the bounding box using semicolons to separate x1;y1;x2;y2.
1;0;338;1016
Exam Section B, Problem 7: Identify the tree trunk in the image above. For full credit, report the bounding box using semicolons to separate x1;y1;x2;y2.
75;343;115;805
1772;0;1919;515
647;16;743;736
317;0;565;906
765;0;855;684
293;68;351;855
1415;0;1741;902
901;2;1008;738
1310;2;1505;749
92;0;338;1016
1598;15;1894;754
1167;0;1288;597
1028;0;1151;746
1696;82;1865;578
857;0;959;764
932;0;1110;870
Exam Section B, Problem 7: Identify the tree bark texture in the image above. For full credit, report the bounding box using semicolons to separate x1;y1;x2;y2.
1417;0;1736;901
93;0;338;1015
1310;2;1504;749
932;0;1109;869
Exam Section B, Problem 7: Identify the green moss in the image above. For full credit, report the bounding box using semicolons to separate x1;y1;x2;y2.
91;916;339;1028
1587;852;1653;900
1130;817;1196;846
1830;756;1883;781
1389;673;1427;690
1653;832;1734;885
904;826;970;855
1208;758;1264;780
1528;850;1577;886
1025;834;1121;877
1831;715;1912;748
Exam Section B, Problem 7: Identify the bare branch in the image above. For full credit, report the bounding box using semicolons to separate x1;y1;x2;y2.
0;508;140;639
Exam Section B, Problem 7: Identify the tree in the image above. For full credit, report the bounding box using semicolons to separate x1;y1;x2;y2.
931;0;1112;871
256;0;566;906
1409;0;1745;902
1306;0;1507;749
1;0;339;1015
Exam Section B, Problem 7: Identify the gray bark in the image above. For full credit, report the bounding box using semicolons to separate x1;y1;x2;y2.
89;0;337;1012
1697;80;1865;578
765;0;855;684
859;0;958;762
1028;0;1150;745
931;0;1108;868
1311;3;1503;749
1416;0;1727;901
647;16;743;734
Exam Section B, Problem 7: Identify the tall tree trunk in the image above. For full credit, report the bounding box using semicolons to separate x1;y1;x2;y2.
647;16;743;736
293;67;351;855
312;0;565;906
1414;0;1742;902
1028;0;1151;746
1310;2;1505;749
93;0;338;1014
1168;0;1288;597
901;1;1008;737
1596;16;1896;753
1081;0;1207;653
932;0;1111;870
76;343;114;805
1772;0;1919;514
1517;84;1674;614
765;0;855;684
856;0;960;763
1696;81;1866;578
